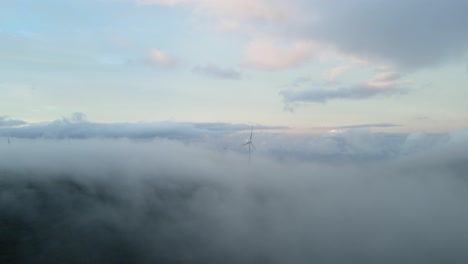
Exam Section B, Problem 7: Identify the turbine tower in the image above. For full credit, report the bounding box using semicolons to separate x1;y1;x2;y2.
242;125;256;162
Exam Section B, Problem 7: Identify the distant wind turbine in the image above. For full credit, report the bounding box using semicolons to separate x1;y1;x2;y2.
242;125;256;162
8;137;10;144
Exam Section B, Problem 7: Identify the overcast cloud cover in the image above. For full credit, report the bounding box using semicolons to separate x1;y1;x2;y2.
295;0;468;69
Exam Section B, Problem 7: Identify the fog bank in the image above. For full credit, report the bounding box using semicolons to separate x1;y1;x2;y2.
1;137;468;263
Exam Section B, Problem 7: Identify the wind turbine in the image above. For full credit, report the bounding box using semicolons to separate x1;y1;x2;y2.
242;125;256;162
7;137;10;144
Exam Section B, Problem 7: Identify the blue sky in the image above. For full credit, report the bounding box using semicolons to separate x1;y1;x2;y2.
1;0;467;133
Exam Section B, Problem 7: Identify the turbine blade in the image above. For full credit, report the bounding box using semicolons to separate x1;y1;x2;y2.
250;125;253;140
250;142;256;150
242;142;249;146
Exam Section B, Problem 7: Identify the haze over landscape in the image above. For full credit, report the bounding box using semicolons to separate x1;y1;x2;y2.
1;0;468;263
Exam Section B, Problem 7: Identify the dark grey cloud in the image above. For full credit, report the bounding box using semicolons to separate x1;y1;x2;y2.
280;83;407;109
193;64;242;80
279;72;408;108
0;116;27;127
298;0;468;69
1;128;468;263
280;71;407;109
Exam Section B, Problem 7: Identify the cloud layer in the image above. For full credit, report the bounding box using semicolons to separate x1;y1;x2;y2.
0;116;286;141
0;116;27;127
1;129;468;263
2;114;465;164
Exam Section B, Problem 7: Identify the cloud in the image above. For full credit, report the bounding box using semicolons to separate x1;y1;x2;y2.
0;116;286;141
323;65;350;84
280;83;404;105
146;49;177;67
193;122;286;132
0;116;27;127
193;64;242;80
291;76;311;87
296;0;468;69
5;113;457;164
280;72;407;109
136;0;291;30
139;0;468;70
243;38;319;70
335;123;400;129
67;112;88;123
262;129;413;163
1;127;468;263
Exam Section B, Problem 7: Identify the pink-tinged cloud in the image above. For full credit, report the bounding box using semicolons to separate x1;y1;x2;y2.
147;49;177;67
323;65;351;84
367;72;402;89
244;39;320;70
138;0;468;70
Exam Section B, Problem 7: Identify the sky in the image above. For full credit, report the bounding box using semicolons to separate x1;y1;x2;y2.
1;0;468;133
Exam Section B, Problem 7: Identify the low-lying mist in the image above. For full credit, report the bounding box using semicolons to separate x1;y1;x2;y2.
1;137;468;263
